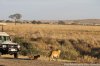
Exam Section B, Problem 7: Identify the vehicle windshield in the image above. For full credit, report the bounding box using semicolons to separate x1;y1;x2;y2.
3;36;11;41
0;36;11;42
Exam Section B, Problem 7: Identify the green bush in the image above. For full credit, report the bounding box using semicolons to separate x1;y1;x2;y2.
13;36;40;56
59;39;79;60
60;49;79;60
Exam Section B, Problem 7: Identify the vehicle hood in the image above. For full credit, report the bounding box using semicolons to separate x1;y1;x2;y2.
1;41;18;45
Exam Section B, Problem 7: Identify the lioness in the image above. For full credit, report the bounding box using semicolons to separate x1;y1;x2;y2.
49;49;61;61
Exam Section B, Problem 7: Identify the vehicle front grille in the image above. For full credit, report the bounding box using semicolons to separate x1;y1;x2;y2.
8;45;17;48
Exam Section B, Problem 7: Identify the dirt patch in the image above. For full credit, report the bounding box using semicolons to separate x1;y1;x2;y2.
0;59;64;66
0;55;64;66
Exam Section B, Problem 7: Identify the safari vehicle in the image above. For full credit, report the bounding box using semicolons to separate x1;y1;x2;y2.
0;32;20;58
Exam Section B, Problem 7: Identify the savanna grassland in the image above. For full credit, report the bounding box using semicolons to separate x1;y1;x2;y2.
1;23;100;63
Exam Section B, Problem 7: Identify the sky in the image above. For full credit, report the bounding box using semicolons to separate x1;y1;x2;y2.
0;0;100;20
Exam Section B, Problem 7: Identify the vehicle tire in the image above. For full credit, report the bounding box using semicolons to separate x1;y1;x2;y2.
14;53;18;58
0;52;2;58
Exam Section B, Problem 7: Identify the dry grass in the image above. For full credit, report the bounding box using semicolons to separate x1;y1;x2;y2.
3;23;100;48
2;23;100;39
1;23;100;62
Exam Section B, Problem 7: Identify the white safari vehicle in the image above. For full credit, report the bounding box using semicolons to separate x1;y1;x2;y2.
0;32;20;58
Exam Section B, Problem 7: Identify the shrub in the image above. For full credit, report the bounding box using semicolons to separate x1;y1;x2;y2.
59;39;79;60
58;20;66;25
60;49;79;60
77;55;98;63
13;36;40;56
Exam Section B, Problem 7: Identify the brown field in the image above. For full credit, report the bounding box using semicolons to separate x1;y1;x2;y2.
3;23;100;39
3;23;100;48
0;23;100;66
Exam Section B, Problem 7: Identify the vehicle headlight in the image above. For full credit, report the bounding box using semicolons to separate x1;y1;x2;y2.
17;45;20;49
2;45;7;48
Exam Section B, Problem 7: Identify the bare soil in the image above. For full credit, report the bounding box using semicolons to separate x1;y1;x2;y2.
0;55;99;66
0;55;65;66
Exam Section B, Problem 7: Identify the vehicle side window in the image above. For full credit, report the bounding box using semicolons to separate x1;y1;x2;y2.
2;36;11;41
0;36;2;43
3;36;6;41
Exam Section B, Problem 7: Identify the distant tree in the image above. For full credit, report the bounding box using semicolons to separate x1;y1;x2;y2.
58;20;66;25
9;13;22;25
71;22;78;25
37;21;42;24
31;20;37;24
0;20;4;22
31;20;42;24
5;20;12;23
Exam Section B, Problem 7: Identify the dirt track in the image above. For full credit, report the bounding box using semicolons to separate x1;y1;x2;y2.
0;55;65;66
0;55;99;66
0;59;64;66
0;58;100;66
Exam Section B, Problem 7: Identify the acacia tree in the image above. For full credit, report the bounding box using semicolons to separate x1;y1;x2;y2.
9;13;22;25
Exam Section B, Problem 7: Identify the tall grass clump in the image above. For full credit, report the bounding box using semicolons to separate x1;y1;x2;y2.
58;39;80;60
13;36;40;56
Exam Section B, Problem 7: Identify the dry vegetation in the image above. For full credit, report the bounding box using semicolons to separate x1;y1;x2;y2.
4;23;100;38
1;23;100;63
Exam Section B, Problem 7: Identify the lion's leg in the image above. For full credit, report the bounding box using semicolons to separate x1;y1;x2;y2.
49;55;53;61
56;55;59;61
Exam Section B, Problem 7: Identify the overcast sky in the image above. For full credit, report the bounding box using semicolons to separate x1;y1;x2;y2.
0;0;100;20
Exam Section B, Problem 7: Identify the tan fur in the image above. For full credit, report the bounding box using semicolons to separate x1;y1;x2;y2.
49;50;61;61
28;55;34;60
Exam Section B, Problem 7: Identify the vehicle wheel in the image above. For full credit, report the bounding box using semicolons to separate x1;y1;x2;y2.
14;53;18;58
0;52;2;58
